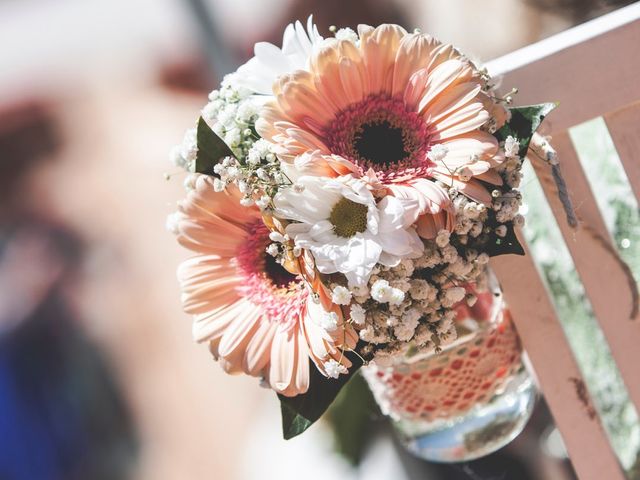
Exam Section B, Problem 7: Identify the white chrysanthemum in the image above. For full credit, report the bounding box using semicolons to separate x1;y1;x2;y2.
331;285;352;305
234;16;324;95
315;310;339;332
335;27;358;44
441;286;466;307
435;229;451;248
170;145;187;169
371;279;405;305
387;288;406;305
274;175;424;287
349;304;366;325
504;135;520;158
165;212;182;234
324;359;348;379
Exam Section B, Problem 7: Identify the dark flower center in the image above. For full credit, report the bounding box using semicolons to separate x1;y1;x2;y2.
323;94;433;182
353;120;410;166
237;220;298;290
264;252;297;289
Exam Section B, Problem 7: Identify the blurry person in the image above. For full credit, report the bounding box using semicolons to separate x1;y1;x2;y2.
0;101;137;480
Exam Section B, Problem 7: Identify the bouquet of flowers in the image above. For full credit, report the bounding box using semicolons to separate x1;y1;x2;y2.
167;18;554;440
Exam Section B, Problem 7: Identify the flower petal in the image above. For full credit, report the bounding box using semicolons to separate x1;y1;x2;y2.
269;329;297;395
360;24;407;93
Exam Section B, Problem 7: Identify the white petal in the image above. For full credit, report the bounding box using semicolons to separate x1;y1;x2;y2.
377;228;422;258
254;42;291;73
232;17;323;95
274;178;337;223
377;196;406;232
307;220;336;242
378;251;402;267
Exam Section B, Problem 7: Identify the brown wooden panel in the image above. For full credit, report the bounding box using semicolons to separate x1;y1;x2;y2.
486;4;640;134
605;101;640;204
492;250;624;480
529;131;640;415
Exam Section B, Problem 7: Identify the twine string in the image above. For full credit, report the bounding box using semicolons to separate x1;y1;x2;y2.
530;133;638;320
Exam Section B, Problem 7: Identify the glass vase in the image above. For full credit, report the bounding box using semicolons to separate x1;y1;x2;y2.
362;273;537;463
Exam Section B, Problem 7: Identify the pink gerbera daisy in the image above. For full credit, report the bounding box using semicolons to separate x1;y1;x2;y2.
257;24;506;237
175;175;356;396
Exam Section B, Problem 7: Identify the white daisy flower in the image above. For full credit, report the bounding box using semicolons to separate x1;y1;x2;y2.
273;175;424;287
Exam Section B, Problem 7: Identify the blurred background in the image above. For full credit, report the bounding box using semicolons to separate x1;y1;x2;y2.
1;0;639;479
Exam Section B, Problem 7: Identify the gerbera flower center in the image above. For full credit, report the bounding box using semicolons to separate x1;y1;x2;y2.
324;94;433;182
237;220;297;289
234;219;306;329
329;198;368;238
353;120;409;166
264;252;296;288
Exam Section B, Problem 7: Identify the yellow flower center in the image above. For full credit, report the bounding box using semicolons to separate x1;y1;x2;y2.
329;198;368;238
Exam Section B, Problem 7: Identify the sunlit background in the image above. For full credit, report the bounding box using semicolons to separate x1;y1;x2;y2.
1;0;638;479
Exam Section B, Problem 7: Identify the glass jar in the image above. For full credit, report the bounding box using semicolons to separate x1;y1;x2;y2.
362;273;537;463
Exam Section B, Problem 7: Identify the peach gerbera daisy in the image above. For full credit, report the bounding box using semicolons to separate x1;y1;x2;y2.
175;175;356;396
257;24;506;235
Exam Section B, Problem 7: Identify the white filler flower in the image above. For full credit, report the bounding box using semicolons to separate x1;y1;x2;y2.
324;359;348;379
274;175;424;287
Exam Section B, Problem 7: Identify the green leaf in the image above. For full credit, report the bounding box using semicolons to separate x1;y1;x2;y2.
496;102;558;157
278;350;363;440
485;103;556;257
325;372;380;465
485;222;525;257
194;117;235;175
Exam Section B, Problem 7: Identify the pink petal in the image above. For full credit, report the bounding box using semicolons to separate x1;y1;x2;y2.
392;33;440;97
431;171;493;205
476;169;503;185
430;102;489;140
417;60;472;115
422;82;482;125
217;309;261;371
440;131;498;162
269;329;297;395
243;319;278;375
403;68;429;111
360;24;407;93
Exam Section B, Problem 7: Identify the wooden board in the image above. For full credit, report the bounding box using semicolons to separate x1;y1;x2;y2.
529;130;640;414
605;101;640;207
492;249;624;480
484;6;640;478
486;3;640;134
